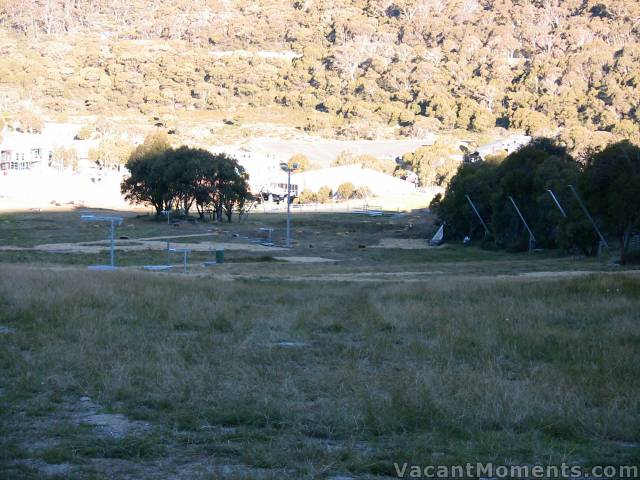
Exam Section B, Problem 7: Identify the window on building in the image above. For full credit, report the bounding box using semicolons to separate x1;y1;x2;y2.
31;148;42;160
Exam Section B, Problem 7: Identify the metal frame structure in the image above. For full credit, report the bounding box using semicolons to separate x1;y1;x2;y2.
568;184;608;249
259;227;275;247
80;214;123;269
143;241;191;273
547;189;567;217
168;246;191;273
461;187;610;255
508;196;536;252
203;247;218;267
465;194;490;237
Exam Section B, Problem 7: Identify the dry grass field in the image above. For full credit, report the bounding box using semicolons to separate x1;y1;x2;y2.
1;209;639;479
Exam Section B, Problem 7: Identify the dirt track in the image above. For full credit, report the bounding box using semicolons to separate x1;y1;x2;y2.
0;233;439;257
0;238;284;254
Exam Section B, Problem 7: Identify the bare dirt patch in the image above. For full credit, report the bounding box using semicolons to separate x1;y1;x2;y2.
512;270;604;278
274;256;336;263
71;397;150;438
0;239;283;254
12;460;74;478
238;270;447;283
79;413;149;439
499;270;640;280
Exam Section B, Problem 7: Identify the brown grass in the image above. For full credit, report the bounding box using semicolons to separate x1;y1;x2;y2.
1;265;639;478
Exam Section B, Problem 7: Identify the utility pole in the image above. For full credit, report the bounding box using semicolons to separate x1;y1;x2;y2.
109;218;116;267
280;162;299;248
286;167;291;248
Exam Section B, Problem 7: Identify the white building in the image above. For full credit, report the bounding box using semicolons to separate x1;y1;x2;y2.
472;135;532;161
245;137;436;168
0;123;99;173
212;146;296;202
215;146;287;190
213;136;437;199
291;164;416;197
0;128;51;171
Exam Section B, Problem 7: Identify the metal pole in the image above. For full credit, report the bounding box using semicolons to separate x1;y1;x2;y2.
547;189;567;217
81;214;122;269
465;194;490;237
568;185;608;248
110;220;115;267
286;168;291;248
508;196;536;250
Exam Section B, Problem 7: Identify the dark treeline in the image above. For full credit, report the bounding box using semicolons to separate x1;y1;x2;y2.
120;133;250;222
432;139;640;263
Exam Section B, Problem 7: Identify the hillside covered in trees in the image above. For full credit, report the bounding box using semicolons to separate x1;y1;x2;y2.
1;0;639;152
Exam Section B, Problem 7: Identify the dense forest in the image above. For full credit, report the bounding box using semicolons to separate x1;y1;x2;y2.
1;0;639;153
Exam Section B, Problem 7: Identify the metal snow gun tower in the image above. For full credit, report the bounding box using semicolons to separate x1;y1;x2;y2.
508;196;536;252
